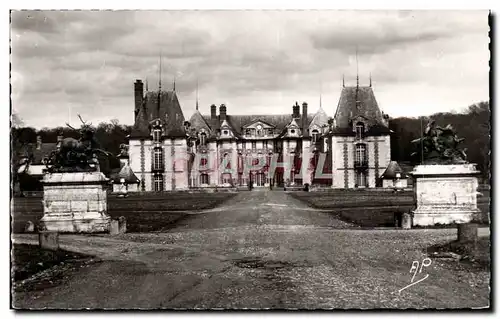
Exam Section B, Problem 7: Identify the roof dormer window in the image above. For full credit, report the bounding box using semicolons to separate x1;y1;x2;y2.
355;122;365;140
152;128;161;142
200;132;207;146
151;119;162;142
312;129;320;143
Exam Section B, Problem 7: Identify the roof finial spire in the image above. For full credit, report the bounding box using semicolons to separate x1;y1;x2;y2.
173;74;176;91
195;77;199;111
319;93;322;109
157;51;162;115
158;50;162;91
342;74;345;87
145;77;148;92
369;72;372;87
355;46;359;88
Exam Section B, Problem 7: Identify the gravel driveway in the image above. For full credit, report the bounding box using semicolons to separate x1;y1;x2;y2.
12;190;490;309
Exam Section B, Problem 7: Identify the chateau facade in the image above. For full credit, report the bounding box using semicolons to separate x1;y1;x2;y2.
127;78;392;191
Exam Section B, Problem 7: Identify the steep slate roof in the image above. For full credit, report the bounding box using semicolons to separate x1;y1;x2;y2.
309;106;329;129
380;161;407;179
189;110;211;133
196;114;315;137
130;90;186;138
333;86;386;129
111;164;140;184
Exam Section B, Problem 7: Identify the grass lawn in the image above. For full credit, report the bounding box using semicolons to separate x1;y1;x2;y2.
12;244;98;292
290;190;490;228
426;237;491;270
11;192;237;233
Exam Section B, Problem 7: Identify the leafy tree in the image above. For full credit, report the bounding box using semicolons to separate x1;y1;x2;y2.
389;101;490;181
10;101;491;187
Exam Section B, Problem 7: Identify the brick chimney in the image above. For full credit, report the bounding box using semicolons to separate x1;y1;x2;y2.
134;80;144;118
211;104;217;120
219;104;227;121
36;135;42;150
302;102;308;137
292;102;300;119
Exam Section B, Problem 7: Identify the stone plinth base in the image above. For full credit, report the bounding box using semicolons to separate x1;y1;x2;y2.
40;172;110;233
458;223;478;243
412;208;479;226
39;231;60;251
411;164;481;226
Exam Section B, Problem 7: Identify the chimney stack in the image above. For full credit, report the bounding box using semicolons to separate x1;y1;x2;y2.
134;80;144;118
211;104;217;120
219;104;227;121
292;102;300;119
302;102;308;137
36;135;42;150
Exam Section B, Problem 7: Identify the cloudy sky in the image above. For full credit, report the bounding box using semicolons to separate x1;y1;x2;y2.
11;10;489;129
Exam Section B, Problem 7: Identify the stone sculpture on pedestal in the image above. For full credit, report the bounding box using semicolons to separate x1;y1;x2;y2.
40;115;111;232
409;120;481;226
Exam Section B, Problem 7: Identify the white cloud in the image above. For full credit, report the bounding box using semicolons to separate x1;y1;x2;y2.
10;10;489;128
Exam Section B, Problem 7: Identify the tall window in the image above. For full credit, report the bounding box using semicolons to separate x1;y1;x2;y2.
200;156;209;170
263;140;268;149
356;144;367;165
274;141;282;153
222;153;230;171
153;147;163;170
154;174;164;191
356;171;367;187
153;128;161;142
222;173;232;185
200;173;209;185
355;122;365;140
200;132;207;146
312;129;319;143
251;141;257;150
245;129;253;137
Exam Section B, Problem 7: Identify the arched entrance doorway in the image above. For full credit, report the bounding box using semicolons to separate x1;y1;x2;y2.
255;172;266;187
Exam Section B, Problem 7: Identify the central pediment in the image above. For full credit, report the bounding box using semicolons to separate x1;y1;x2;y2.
242;119;276;129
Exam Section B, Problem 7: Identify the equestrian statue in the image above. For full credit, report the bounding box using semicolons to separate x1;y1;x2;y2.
411;120;468;165
44;115;111;172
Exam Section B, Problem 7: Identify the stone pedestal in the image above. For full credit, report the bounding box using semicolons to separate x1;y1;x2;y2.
410;164;481;226
402;213;412;229
458;223;478;243
40;172;111;233
39;231;59;251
